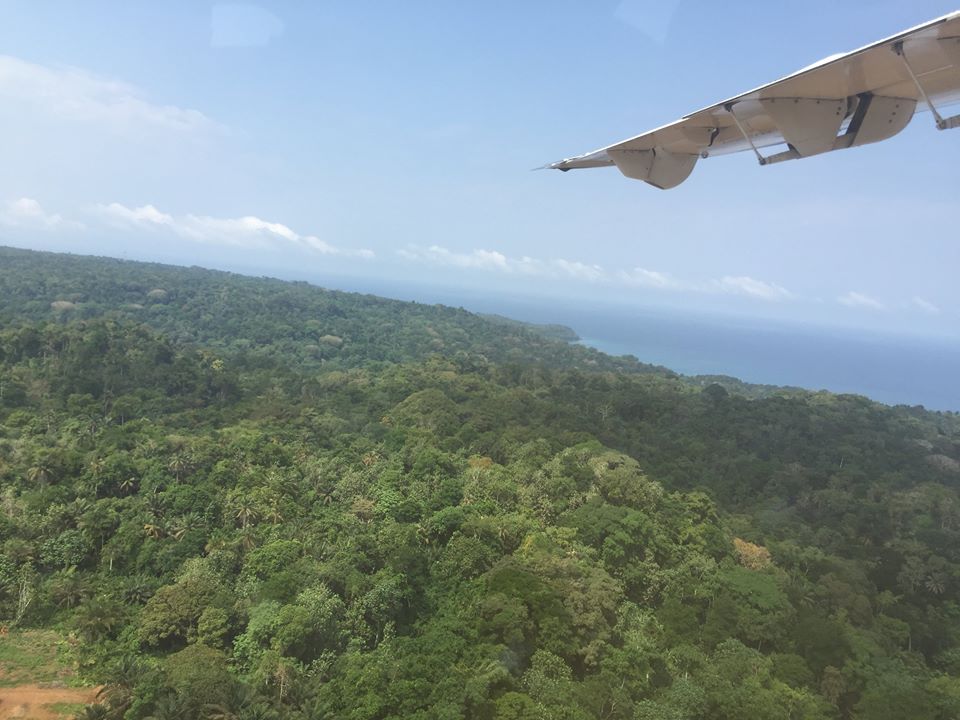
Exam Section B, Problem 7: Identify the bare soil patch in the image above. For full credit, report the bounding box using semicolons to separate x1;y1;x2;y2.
0;684;100;719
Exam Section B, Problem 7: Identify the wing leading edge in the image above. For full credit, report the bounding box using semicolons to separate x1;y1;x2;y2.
548;10;960;189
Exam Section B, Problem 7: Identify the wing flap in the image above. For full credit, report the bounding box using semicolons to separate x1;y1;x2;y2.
848;95;917;147
759;97;847;157
547;10;960;188
607;147;698;189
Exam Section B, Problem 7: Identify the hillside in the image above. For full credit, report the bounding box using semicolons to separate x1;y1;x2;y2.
478;314;581;343
1;247;959;720
0;247;662;377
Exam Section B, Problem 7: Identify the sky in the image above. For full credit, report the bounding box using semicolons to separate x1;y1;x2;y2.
0;0;957;339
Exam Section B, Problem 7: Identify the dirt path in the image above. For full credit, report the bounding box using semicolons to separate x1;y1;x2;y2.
0;685;100;720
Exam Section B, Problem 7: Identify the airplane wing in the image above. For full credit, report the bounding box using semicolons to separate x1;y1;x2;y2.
548;10;960;189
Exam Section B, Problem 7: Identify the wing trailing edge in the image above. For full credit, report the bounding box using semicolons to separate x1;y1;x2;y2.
548;10;960;188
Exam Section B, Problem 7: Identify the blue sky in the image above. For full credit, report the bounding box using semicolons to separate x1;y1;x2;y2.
0;0;957;338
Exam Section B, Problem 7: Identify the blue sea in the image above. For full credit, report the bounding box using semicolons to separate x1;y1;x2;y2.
491;301;959;412
569;310;960;412
457;296;958;412
297;273;960;413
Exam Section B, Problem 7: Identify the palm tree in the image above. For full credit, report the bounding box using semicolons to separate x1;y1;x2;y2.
167;512;201;542
49;568;92;609
233;502;260;529
120;577;155;605
145;492;165;519
88;457;106;482
236;527;257;552
204;536;230;555
27;460;54;489
925;573;947;595
897;558;925;593
264;502;284;525
143;692;186;720
75;598;120;641
76;704;109;720
204;683;268;720
93;655;142;719
167;453;193;482
72;497;93;518
84;413;100;441
319;486;335;506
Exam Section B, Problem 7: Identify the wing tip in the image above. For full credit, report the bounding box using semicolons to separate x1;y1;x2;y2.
534;161;572;172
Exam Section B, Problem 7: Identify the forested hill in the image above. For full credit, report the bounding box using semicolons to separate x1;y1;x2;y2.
2;246;960;720
478;314;581;343
0;246;660;377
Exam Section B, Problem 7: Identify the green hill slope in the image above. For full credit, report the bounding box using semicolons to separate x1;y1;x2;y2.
0;246;665;377
1;247;959;720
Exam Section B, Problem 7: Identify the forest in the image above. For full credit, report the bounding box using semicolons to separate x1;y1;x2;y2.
1;245;959;720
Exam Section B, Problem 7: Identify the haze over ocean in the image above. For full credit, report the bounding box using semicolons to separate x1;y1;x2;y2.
529;303;960;412
568;309;960;412
320;276;960;412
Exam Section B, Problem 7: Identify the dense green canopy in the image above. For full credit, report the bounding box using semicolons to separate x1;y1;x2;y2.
1;246;958;719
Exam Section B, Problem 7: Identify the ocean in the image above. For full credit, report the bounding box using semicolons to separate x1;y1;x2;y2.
533;303;958;413
455;301;959;413
567;309;960;412
302;275;960;413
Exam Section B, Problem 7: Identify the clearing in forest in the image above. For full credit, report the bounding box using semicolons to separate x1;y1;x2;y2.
0;684;100;719
0;630;99;719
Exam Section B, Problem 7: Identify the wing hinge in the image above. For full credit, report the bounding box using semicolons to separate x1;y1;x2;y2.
723;102;769;165
893;41;960;130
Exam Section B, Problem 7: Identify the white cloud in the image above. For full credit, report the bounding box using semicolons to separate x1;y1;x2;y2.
912;296;940;315
398;244;606;281
0;197;80;230
184;214;300;247
0;55;217;135
94;202;372;257
553;258;605;282
715;275;792;301
399;246;802;303
399;245;510;271
98;202;174;227
838;291;885;310
4;197;61;226
619;267;678;289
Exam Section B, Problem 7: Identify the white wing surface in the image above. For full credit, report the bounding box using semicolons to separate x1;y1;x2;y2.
548;11;960;188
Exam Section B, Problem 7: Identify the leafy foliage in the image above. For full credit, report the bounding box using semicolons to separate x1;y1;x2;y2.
1;247;959;719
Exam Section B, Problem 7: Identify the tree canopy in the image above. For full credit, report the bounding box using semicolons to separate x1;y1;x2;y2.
1;246;959;719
